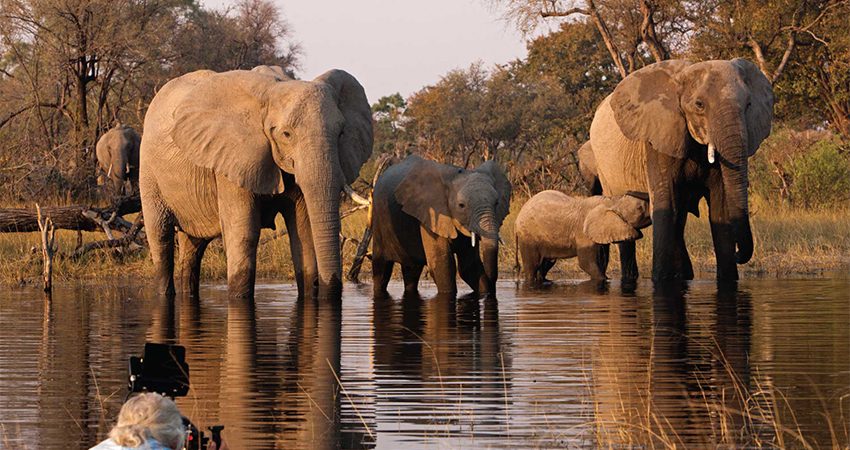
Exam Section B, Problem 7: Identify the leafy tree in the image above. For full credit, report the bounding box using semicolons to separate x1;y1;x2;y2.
371;93;409;155
0;0;301;201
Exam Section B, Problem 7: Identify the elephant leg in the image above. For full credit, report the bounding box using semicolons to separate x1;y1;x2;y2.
647;151;690;281
141;179;175;296
371;256;394;297
674;205;694;279
539;258;556;281
707;171;738;281
177;232;210;297
282;188;319;298
401;264;423;294
618;241;638;281
519;244;541;284
421;228;457;295
578;244;607;280
454;242;483;294
217;177;261;299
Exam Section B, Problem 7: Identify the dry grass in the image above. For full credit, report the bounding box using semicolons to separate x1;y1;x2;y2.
1;197;847;286
578;337;850;449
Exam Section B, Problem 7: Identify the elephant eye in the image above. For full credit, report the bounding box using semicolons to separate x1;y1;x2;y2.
694;99;705;111
458;202;466;209
282;131;291;138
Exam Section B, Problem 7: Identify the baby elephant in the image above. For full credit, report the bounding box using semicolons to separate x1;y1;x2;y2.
515;190;650;283
371;155;511;297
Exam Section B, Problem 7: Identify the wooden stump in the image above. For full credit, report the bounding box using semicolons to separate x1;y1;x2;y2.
36;204;56;293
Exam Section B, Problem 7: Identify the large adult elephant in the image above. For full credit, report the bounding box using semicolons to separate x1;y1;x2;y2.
589;59;773;281
140;65;372;298
96;123;141;195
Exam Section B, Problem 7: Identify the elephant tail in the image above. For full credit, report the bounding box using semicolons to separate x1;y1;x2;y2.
514;231;520;280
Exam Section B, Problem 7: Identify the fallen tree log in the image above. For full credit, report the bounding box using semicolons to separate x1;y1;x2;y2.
0;195;141;233
70;213;145;260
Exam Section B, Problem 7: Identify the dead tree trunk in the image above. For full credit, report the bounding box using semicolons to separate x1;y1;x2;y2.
36;205;57;292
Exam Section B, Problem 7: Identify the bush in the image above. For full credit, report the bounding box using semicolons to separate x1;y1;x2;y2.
788;139;850;209
749;128;850;209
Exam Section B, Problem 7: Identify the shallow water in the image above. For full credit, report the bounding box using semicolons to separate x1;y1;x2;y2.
1;278;848;449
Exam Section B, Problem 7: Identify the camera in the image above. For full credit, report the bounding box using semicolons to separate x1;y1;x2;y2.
128;343;223;450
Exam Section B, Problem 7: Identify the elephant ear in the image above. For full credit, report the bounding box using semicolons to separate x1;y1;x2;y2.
394;156;457;239
583;203;643;244
314;70;374;184
732;58;774;156
610;60;693;158
474;160;512;225
170;71;285;195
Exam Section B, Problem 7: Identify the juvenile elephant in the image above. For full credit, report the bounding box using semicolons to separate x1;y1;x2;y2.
589;58;773;281
96;124;140;195
371;155;511;297
140;65;372;298
515;191;651;283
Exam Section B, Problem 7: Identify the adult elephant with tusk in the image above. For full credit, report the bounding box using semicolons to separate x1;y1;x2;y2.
96;123;141;196
589;58;773;281
370;155;511;297
140;65;373;298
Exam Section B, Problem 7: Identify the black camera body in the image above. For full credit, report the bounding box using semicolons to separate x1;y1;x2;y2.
128;343;223;450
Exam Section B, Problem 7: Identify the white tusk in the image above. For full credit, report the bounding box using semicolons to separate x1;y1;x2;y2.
707;143;716;164
471;232;477;248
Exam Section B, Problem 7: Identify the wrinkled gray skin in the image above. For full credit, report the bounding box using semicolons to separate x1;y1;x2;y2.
589;58;773;281
371;155;511;297
140;65;373;299
96;124;140;196
515;191;651;283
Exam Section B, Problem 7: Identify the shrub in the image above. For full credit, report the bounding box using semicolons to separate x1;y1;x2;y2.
788;139;850;209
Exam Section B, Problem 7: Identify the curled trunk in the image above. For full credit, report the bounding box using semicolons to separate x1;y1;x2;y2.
472;208;499;295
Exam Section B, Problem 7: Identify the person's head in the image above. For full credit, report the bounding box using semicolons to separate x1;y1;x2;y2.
109;393;185;449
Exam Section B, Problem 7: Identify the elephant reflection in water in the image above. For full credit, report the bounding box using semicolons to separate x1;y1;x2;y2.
145;293;353;450
372;293;508;438
590;284;757;447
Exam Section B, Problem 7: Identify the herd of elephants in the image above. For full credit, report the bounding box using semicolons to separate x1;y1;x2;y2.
94;58;773;300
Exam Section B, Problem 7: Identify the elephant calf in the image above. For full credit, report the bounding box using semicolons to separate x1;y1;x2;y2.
371;155;511;297
515;191;651;283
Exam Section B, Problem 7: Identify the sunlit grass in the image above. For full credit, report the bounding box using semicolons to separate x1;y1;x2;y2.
1;196;847;286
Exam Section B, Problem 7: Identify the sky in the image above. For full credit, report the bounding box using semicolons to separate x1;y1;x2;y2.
204;0;532;103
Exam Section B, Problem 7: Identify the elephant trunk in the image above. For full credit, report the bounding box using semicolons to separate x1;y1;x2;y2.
470;207;499;241
471;208;499;295
714;111;754;265
299;149;343;297
479;237;499;295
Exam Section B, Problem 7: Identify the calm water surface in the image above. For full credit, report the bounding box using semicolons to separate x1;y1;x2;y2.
1;278;848;449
